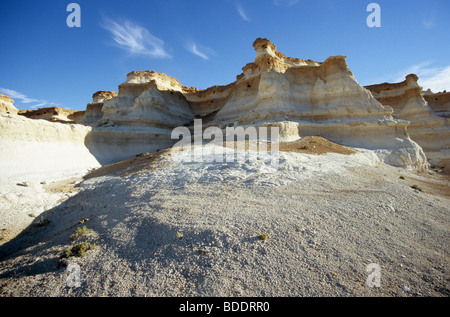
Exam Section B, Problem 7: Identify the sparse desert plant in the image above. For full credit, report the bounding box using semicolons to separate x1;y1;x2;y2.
71;242;95;257
258;233;268;241
60;242;95;259
71;225;91;240
399;175;405;180
60;248;72;259
34;218;50;227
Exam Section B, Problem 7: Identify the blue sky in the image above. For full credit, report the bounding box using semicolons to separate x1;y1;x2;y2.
0;0;449;110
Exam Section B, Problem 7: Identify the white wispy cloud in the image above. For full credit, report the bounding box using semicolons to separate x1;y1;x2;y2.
185;42;215;60
237;3;251;22
188;43;209;60
396;61;450;93
101;18;171;58
0;88;38;104
0;88;60;109
273;0;299;7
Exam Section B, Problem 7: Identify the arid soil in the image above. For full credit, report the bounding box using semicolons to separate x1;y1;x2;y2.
0;140;448;297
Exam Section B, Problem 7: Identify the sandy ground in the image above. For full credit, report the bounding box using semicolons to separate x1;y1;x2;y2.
0;139;448;297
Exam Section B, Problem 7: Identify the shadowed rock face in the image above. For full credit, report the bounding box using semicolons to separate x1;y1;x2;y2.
366;75;450;164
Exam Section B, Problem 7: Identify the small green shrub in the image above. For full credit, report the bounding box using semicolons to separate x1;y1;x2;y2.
71;242;95;257
258;233;268;241
399;175;405;180
71;225;91;240
60;242;95;259
60;248;72;259
34;218;50;227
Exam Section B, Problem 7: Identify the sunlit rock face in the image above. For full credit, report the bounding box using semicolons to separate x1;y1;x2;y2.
0;93;18;115
423;89;450;119
18;107;85;123
100;71;195;129
78;73;193;164
366;75;450;164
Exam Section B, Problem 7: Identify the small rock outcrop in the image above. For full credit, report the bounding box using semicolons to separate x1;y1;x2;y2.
100;71;194;128
0;93;18;115
18;107;85;123
81;91;118;124
423;90;450;118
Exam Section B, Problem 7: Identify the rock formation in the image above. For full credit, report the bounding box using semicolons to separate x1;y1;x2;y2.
81;91;117;124
423;90;450;118
79;38;428;169
0;93;18;115
18;107;85;123
0;94;99;180
2;38;437;171
0;112;100;180
366;75;449;164
101;71;194;128
89;38;426;169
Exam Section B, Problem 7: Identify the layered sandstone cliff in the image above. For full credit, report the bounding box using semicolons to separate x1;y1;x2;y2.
2;39;433;171
194;39;426;169
366;75;449;164
83;38;427;169
100;71;194;128
83;75;190;164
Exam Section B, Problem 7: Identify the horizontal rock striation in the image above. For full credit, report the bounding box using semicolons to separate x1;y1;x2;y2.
81;91;117;125
194;39;426;169
366;75;449;164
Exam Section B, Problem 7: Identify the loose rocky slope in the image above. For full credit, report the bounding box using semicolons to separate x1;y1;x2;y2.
0;144;448;297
